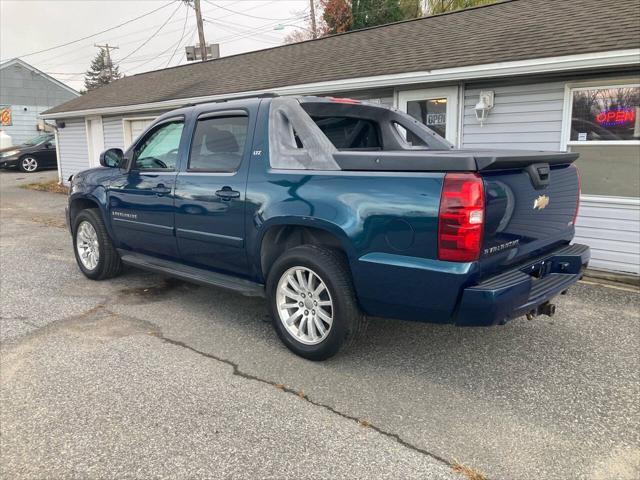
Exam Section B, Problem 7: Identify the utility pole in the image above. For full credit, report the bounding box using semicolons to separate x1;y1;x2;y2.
94;43;119;78
309;0;318;39
193;0;208;61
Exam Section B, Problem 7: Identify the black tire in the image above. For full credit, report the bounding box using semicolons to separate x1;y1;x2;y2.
266;245;366;360
72;208;122;280
18;155;39;173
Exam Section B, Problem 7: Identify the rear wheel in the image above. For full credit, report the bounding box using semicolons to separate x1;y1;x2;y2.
73;209;122;280
19;156;39;172
267;245;365;360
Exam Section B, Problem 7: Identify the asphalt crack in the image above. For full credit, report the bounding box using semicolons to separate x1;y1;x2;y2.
156;334;454;469
0;315;40;328
1;303;465;476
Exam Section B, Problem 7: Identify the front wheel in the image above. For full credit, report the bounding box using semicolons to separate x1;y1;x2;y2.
73;209;122;280
19;156;39;172
266;245;366;360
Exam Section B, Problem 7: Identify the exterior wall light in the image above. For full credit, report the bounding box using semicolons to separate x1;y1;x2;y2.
475;90;495;126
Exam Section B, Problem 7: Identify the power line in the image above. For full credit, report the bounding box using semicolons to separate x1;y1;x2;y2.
33;0;292;69
201;10;309;40
121;25;196;75
201;0;298;21
123;26;193;73
166;5;192;67
177;28;200;66
43;72;87;75
11;1;178;59
215;15;309;43
39;3;308;81
200;13;303;43
41;20;194;69
114;12;295;71
117;2;184;64
116;13;293;69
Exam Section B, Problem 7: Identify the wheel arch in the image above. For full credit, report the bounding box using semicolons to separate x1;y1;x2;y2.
68;194;109;235
257;219;355;282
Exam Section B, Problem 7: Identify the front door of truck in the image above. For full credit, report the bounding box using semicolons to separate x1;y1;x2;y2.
174;110;254;276
107;117;185;259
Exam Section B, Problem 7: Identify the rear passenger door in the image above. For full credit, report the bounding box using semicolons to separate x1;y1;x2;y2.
174;109;255;276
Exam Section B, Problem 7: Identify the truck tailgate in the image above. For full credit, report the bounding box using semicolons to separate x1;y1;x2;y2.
333;147;580;276
479;159;580;276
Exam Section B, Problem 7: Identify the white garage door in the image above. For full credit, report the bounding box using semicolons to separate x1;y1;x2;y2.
123;118;155;148
129;119;153;143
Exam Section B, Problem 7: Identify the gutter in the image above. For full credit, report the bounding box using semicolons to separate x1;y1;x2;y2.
40;48;640;119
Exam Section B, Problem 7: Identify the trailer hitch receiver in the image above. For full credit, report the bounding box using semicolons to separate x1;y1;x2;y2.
526;302;556;320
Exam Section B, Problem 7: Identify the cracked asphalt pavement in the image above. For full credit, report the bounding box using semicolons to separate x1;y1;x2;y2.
1;170;639;480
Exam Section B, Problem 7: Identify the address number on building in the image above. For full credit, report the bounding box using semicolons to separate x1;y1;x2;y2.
0;106;12;126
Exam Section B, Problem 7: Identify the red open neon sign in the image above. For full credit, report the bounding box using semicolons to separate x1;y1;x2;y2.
595;108;636;126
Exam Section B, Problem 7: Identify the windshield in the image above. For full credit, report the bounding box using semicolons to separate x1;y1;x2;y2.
22;133;53;146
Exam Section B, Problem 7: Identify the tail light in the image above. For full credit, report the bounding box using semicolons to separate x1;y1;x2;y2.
572;164;581;226
438;173;485;262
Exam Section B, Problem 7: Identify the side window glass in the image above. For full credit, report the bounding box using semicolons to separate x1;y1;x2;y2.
312;116;381;150
188;115;248;172
133;120;184;170
392;121;428;147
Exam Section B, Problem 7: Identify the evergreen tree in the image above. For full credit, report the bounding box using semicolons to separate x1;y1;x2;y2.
84;47;121;91
352;0;396;30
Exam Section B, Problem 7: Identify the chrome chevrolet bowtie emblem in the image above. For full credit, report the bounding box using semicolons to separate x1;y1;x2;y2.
533;195;550;210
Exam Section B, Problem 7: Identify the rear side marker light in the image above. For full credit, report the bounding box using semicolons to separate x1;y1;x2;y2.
438;173;485;262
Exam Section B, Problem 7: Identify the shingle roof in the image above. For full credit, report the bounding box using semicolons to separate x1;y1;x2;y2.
1;58;80;97
44;0;640;115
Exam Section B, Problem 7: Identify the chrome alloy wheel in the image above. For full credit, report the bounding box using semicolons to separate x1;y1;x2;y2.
21;157;38;172
76;221;100;270
276;266;334;345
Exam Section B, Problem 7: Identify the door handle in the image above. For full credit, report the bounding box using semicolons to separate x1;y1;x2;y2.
152;184;172;196
215;187;240;200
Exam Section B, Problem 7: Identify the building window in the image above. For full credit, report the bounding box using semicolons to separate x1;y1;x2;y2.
570;85;640;142
566;83;640;198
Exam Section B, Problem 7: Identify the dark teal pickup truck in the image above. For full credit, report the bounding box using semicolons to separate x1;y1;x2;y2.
67;95;589;359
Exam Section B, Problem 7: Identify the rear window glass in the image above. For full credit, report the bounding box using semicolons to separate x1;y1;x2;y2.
392;122;428;147
311;116;381;150
189;115;248;172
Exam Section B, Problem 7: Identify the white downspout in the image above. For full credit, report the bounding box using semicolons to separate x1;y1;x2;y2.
54;127;63;184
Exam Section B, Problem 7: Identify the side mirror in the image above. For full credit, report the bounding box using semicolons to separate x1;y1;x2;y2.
44;142;53;149
100;148;124;168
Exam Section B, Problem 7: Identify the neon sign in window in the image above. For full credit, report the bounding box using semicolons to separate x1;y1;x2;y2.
570;86;640;141
595;109;636;127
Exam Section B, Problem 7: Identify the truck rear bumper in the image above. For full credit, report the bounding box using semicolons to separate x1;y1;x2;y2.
454;243;590;326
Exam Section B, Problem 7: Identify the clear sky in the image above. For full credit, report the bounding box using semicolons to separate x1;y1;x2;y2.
0;0;310;91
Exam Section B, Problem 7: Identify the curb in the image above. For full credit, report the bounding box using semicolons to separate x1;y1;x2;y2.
584;269;639;288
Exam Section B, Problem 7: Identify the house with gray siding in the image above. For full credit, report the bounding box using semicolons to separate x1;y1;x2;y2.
41;0;640;276
0;58;78;145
